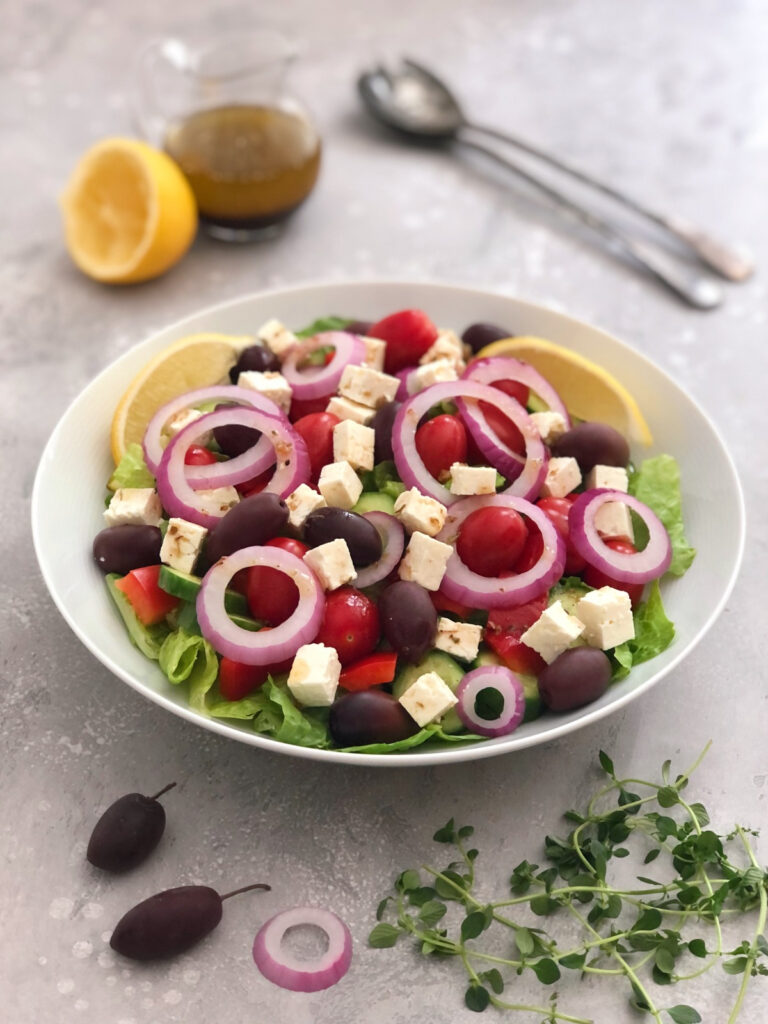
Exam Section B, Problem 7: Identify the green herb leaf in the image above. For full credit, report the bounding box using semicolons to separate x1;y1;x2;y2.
722;956;749;975
599;750;615;776
461;910;489;941
530;895;560;916
464;984;490;1012
433;819;457;844
559;952;586;970
634;908;663;931
368;922;400;948
397;869;421;893
531;958;561;984
666;1007;702;1024
514;927;535;956
419;900;447;927
375;897;390;921
687;939;707;958
658;786;679;808
481;968;504;994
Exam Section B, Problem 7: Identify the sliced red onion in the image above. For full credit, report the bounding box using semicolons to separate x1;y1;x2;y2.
157;408;309;529
569;489;672;583
253;906;352;992
281;331;365;400
456;665;526;737
143;384;284;474
463;356;571;425
184;432;275;488
354;512;405;588
197;546;324;664
392;380;547;505
395;366;416;401
437;494;565;608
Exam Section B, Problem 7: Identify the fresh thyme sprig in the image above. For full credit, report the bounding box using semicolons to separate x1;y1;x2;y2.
369;744;767;1023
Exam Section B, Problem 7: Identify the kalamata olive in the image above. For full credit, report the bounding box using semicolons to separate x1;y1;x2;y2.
378;580;438;663
329;690;419;747
346;319;374;336
461;322;514;354
213;403;261;457
371;401;400;463
93;524;163;575
87;782;175;872
551;422;629;474
229;344;279;382
303;507;383;567
205;492;288;565
538;647;612;712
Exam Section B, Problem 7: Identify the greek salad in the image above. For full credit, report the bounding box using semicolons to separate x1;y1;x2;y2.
93;309;695;753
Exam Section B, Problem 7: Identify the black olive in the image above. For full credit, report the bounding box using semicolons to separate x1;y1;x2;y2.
87;782;176;872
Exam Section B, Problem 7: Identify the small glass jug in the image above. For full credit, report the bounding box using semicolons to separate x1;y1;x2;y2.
136;30;322;241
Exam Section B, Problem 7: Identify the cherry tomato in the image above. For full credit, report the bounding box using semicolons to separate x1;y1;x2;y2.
315;587;380;665
290;395;333;421
114;565;179;626
513;527;544;573
537;496;587;575
583;538;646;607
415;414;468;482
292;412;340;481
493;378;529;405
430;588;472;619
236;466;274;497
218;658;268;701
246;537;310;626
369;309;438;374
484;594;548;676
473;379;529;460
456;506;529;578
184;445;217;466
339;652;398;691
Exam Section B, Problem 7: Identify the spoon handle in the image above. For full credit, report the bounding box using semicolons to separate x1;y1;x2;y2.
465;123;752;282
459;137;723;310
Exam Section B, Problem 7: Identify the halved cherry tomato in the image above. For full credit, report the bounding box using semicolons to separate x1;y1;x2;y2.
339;652;398;691
246;537;310;625
474;379;529;459
218;658;268;701
114;565;179;626
315;587;380;665
236;466;274;497
583;538;646;607
292;411;341;481
484;594;548;676
513;527;544;573
369;309;438;374
430;588;472;619
185;445;217;466
537;496;587;575
456;506;529;578
290;395;333;421
415;414;468;482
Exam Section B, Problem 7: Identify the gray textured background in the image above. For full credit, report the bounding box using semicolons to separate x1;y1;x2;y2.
3;1;767;1021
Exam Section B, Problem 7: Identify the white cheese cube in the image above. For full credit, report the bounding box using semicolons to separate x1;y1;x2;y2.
520;600;585;664
393;487;447;537
540;456;582;498
529;411;568;446
317;461;363;510
257;318;298;358
434;618;482;662
159;518;208;574
237;370;293;414
576;587;635;649
398;532;453;591
398;670;458;726
339;364;400;409
287;643;341;707
585;465;629;492
419;329;466;371
303;538;357;591
407;358;458;394
196;486;240;515
285;484;326;529
595;501;634;541
104;488;163;528
333;420;375;472
325;395;376;425
361;336;386;371
449;463;497;496
166;407;212;448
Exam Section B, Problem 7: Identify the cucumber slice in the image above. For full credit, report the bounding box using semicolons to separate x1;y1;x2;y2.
352;491;396;515
158;565;248;615
473;649;542;723
176;600;262;636
393;650;466;734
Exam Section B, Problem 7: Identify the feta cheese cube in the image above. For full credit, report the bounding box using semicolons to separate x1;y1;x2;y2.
449;463;497;495
160;517;208;574
165;407;212;448
197;486;240;515
333;420;375;471
520;600;585;664
285;484;326;529
419;329;466;371
303;538;357;591
398;671;458;726
398;532;453;591
287;643;341;707
361;336;386;371
595;501;634;541
317;461;363;510
576;587;635;649
338;364;400;408
104;488;163;528
393;487;447;537
257;318;298;358
237;370;293;414
434;618;482;662
540;456;582;498
529;411;568;446
585;465;629;492
407;358;458;394
325;395;376;425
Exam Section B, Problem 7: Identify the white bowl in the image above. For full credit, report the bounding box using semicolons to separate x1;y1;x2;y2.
32;281;744;765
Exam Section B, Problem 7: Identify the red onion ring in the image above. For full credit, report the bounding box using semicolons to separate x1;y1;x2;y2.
569;489;672;583
281;332;366;400
253;906;352;992
455;665;526;737
395;366;416;401
143;384;284;474
463;356;571;425
392;381;547;505
197;546;324;664
437;494;565;608
354;512;405;588
156;408;309;529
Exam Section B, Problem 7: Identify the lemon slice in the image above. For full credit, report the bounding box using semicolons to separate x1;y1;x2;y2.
61;138;197;284
110;333;254;463
476;335;653;446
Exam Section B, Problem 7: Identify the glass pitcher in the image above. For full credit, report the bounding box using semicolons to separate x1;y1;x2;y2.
136;30;322;241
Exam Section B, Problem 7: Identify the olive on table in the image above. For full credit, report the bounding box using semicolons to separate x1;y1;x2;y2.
93;524;162;575
303;507;383;568
205;492;288;565
228;344;279;382
371;401;400;464
461;322;514;354
538;647;612;712
87;782;175;872
551;422;629;474
378;580;437;664
329;690;419;747
213;403;261;458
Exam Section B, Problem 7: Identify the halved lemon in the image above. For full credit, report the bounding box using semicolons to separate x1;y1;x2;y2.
110;333;254;463
476;335;653;446
61;138;197;284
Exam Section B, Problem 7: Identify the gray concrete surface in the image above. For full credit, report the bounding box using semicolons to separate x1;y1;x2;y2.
3;1;767;1021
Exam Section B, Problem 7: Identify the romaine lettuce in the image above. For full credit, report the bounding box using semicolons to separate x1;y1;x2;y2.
295;315;354;339
628;454;695;576
158;628;219;714
250;679;331;748
611;580;675;680
108;443;155;491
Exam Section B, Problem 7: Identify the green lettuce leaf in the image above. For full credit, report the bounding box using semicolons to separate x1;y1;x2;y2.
610;580;675;679
208;694;266;720
340;724;482;755
250;679;331;748
108;443;155;491
628;455;695;576
105;575;169;659
295;316;354;339
158;628;219;714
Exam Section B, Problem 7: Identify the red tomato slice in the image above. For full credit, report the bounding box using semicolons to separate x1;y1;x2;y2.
115;565;179;626
484;594;548;676
218;658;268;701
339;652;398;691
430;589;473;619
